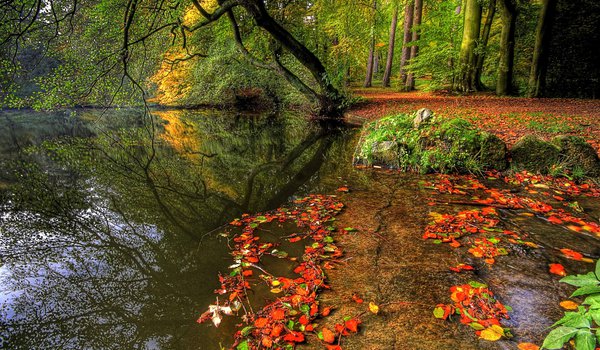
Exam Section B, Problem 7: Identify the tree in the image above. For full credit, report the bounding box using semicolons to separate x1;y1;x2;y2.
399;0;415;88
364;0;378;88
528;0;557;97
496;0;518;95
382;3;399;87
457;0;482;92
474;0;497;90
0;0;345;118
405;0;423;90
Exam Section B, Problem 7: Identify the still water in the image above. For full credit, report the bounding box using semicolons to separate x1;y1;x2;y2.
0;108;360;349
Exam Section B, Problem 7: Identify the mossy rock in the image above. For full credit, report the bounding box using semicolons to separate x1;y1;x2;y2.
552;135;600;177
354;114;508;173
510;135;560;174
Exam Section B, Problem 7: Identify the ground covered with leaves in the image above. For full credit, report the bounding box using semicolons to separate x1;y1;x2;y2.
348;89;600;156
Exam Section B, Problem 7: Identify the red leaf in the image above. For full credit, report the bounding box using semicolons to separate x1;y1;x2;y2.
352;293;364;304
272;309;285;320
322;327;336;344
560;248;584;261
254;317;269;328
345;318;360;333
549;263;567;276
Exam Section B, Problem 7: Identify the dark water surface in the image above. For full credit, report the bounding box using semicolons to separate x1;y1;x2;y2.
2;109;600;350
0;109;361;349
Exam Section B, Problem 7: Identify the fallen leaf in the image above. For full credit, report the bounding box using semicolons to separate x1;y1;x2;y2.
549;263;567;276
322;327;336;344
559;300;578;310
517;343;539;350
352;293;364;304
369;301;379;314
479;325;504;341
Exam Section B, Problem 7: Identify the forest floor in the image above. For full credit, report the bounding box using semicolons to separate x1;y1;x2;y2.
347;88;600;156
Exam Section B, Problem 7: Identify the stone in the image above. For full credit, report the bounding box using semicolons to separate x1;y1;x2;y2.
370;140;399;167
511;135;560;174
413;108;433;128
552;135;600;177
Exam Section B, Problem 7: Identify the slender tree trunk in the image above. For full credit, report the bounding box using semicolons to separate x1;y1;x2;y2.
457;0;482;92
383;4;399;87
496;0;517;95
399;0;414;88
474;0;496;90
528;0;557;97
405;0;422;90
364;0;378;87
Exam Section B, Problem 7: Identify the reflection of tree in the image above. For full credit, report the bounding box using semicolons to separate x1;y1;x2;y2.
0;109;348;349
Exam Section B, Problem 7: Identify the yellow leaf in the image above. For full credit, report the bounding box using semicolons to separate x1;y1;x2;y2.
517;343;539;350
368;301;379;314
271;280;281;287
582;257;594;263
559;300;578;310
480;325;504;341
270;288;282;293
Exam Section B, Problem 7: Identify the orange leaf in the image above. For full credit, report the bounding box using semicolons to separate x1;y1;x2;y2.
560;248;584;261
345;318;360;333
322;327;336;344
352;293;364;304
549;263;567;276
271;309;285;320
254;317;269;328
242;269;253;277
261;336;273;348
517;343;539;350
559;300;578;310
321;306;332;316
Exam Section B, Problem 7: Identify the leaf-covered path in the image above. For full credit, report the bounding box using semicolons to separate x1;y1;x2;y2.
347;89;600;156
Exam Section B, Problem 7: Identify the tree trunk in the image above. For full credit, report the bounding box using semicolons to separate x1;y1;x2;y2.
496;0;517;96
364;44;375;87
457;0;482;92
364;0;378;88
474;0;496;90
383;5;399;87
405;0;423;90
399;0;414;88
528;0;557;97
240;1;343;117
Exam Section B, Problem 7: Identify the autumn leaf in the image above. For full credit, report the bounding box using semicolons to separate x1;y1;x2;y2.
351;293;364;304
517;343;539;350
368;301;379;314
337;186;349;192
559;300;578;310
479;325;505;341
560;248;584;261
322;327;336;344
254;317;268;328
345;318;360;333
549;263;567;276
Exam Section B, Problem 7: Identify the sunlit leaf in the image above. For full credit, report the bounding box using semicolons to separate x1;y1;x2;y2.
369;302;379;314
559;300;578;310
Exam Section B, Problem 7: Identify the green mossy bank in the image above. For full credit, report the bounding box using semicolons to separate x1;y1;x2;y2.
354;113;600;178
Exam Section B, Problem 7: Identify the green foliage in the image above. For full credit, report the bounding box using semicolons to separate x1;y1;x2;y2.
355;113;508;173
405;0;463;91
542;260;600;350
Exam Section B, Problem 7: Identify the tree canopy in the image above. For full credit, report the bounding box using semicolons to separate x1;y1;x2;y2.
0;0;597;116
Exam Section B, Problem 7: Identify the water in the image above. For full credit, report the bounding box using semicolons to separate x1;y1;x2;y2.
1;109;600;349
0;108;358;349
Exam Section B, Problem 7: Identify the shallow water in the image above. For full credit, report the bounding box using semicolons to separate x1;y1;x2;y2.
1;109;599;350
0;109;360;349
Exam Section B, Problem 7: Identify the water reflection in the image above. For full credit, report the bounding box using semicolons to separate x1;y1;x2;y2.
0;109;358;349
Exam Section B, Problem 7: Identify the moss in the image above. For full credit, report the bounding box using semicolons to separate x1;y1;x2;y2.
552;135;600;177
510;135;560;174
355;113;508;174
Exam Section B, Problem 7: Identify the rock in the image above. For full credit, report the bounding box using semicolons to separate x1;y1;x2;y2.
552;135;600;177
510;135;560;174
413;108;433;128
370;140;399;167
480;132;509;171
355;113;509;173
